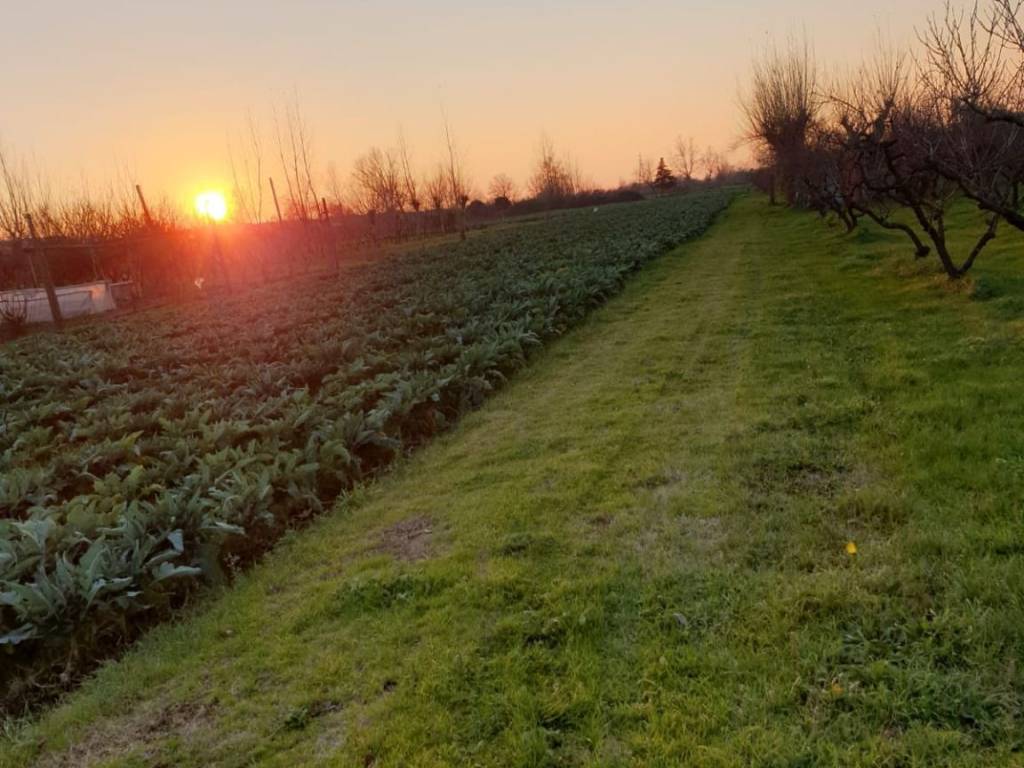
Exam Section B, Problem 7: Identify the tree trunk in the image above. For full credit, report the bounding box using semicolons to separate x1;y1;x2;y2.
857;207;931;259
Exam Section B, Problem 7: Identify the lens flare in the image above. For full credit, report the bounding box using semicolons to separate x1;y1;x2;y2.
195;190;228;221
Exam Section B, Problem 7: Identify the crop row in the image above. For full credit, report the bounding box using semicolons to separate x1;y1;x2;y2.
0;188;735;710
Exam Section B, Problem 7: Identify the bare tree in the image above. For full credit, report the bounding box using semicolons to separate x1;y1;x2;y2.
920;3;1024;230
438;111;473;240
742;6;1021;280
566;156;587;195
441;109;470;240
425;165;448;210
351;147;406;221
635;154;654;188
53;184;122;239
672;136;701;182
324;162;347;213
990;0;1024;56
701;147;731;181
489;173;517;202
741;35;821;204
921;2;1018;121
228;110;265;225
798;125;861;232
273;94;318;222
424;164;449;232
0;143;47;239
811;48;932;255
529;136;578;204
396;132;421;216
827;48;1001;278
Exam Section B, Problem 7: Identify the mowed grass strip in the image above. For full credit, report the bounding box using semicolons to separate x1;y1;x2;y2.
4;195;1024;767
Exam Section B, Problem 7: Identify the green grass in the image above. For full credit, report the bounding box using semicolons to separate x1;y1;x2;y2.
4;195;1024;766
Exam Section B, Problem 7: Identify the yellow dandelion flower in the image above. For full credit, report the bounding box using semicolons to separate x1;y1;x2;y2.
845;541;858;556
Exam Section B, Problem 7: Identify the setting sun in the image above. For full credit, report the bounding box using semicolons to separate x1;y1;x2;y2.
195;190;228;222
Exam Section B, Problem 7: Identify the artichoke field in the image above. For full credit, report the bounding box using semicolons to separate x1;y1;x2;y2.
0;188;735;710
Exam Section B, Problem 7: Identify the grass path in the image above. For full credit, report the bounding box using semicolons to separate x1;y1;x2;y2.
4;196;1024;766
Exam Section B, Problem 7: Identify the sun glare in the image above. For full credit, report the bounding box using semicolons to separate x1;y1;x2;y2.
195;190;228;222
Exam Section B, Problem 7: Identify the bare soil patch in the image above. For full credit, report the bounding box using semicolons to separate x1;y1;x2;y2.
374;516;435;562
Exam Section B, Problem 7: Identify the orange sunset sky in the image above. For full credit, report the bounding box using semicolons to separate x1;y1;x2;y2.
2;0;943;210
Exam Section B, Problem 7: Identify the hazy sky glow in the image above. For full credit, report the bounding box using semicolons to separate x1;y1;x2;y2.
2;0;943;209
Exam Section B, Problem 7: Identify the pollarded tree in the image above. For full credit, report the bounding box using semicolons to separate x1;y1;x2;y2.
741;35;822;204
424;164;455;233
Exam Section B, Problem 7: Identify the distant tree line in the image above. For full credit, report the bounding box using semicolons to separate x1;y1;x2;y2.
742;0;1024;279
1;84;744;303
632;142;735;194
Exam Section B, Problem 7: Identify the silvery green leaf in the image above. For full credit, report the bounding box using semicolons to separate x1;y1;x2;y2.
14;518;55;549
167;530;185;553
0;624;38;646
152;562;203;582
79;539;108;573
202;521;244;536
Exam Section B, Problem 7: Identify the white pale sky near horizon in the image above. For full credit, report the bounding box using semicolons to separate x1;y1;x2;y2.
1;0;943;210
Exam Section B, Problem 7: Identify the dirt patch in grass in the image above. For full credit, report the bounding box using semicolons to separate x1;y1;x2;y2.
747;458;851;499
633;511;727;575
636;467;687;491
374;516;435;562
313;710;349;760
36;699;212;768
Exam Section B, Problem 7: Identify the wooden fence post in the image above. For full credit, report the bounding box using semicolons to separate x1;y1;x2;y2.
24;214;63;329
21;239;39;286
133;184;157;298
269;177;284;224
135;184;155;228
